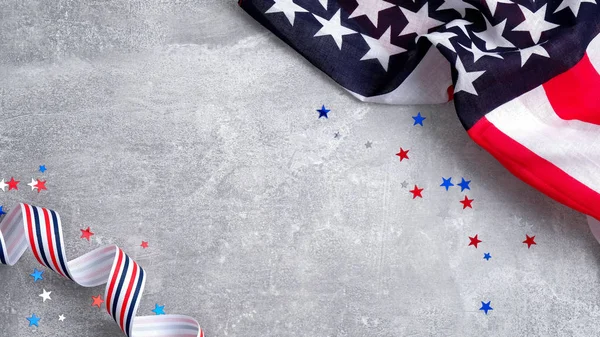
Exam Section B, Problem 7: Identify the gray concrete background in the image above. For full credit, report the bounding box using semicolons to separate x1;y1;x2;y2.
1;1;600;336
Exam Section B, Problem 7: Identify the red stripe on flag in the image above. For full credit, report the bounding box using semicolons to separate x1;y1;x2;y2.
120;262;138;330
42;208;66;278
468;117;600;221
23;204;44;266
543;53;600;125
106;249;124;316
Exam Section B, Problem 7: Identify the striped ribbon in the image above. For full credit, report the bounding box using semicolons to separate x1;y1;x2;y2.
0;203;203;337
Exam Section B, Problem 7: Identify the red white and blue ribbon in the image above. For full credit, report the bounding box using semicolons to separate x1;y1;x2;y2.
0;203;203;337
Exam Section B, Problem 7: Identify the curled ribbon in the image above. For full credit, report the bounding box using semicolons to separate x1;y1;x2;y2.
0;203;203;337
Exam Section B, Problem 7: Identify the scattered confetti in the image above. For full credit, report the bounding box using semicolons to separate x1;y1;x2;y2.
395;148;409;162
0;179;7;192
91;295;104;308
409;185;423;199
39;289;52;302
412;112;426;126
80;227;94;241
440;177;454;191
469;235;482;248
334;131;340;138
58;314;65;321
27;178;37;191
141;241;149;249
483;253;492;260
317;105;330;118
34;179;47;193
152;304;166;315
27;314;41;327
7;177;19;191
0;206;5;216
458;178;471;191
479;301;493;315
39;165;47;173
365;141;372;148
460;196;474;209
400;180;409;188
523;234;536;248
30;268;44;282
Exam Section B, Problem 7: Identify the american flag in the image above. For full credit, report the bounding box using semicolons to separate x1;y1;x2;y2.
239;0;600;225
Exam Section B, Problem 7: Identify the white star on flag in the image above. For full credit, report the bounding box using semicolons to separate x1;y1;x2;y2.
265;0;309;26
446;19;473;37
398;3;445;37
318;0;328;9
517;44;550;66
436;0;478;17
459;42;504;62
313;10;357;50
554;0;596;16
39;289;52;302
27;178;38;191
454;56;486;95
513;4;559;44
349;0;395;28
473;17;515;50
0;179;7;192
423;32;458;52
484;0;514;16
360;27;407;71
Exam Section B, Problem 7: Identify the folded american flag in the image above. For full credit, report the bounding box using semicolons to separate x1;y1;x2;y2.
239;0;600;223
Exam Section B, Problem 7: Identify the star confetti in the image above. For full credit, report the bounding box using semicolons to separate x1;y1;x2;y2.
141;241;149;249
27;178;37;191
365;141;372;148
412;112;426;126
27;314;41;327
7;177;19;191
30;268;44;282
0;179;7;192
34;179;47;193
91;295;104;308
39;289;52;302
317;105;330;118
409;185;424;199
334;131;340;138
395;148;409;162
479;301;493;315
523;234;536;248
80;227;94;241
58;314;65;321
401;180;409;188
460;196;474;209
458;177;471;191
440;177;454;191
483;253;491;260
152;304;166;315
0;206;5;216
469;234;482;248
39;165;47;173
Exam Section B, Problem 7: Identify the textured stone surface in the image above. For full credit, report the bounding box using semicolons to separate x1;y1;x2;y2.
1;1;600;336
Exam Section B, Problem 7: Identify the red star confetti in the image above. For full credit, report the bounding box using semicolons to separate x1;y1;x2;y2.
395;148;409;162
91;295;104;308
460;196;474;209
80;227;94;241
523;234;536;248
409;185;423;199
141;241;149;249
7;177;19;191
34;179;47;193
469;234;482;248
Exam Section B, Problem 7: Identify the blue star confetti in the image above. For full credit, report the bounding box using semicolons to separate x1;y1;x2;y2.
412;112;426;126
39;165;47;173
27;313;41;327
479;301;493;315
152;304;166;315
30;268;44;282
440;177;454;191
483;253;491;261
317;105;330;119
0;206;5;216
458;178;471;191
